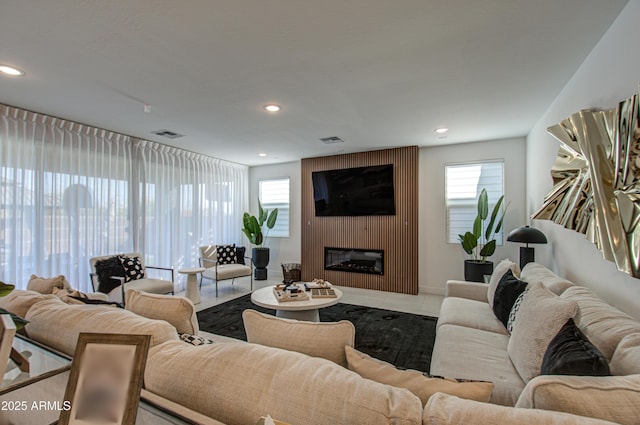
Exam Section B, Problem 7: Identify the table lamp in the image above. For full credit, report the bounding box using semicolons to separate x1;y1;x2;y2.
507;226;548;269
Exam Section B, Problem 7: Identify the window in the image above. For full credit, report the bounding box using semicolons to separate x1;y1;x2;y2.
0;104;248;292
445;161;505;244
259;178;290;238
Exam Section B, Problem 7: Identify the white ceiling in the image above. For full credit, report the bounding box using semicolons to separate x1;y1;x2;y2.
0;0;629;166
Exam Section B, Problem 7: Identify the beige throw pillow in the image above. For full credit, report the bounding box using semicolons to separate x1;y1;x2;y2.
242;309;355;367
27;274;71;294
0;289;54;317
560;285;640;360
487;259;520;308
507;282;578;382
520;262;574;295
610;333;640;375
515;374;640;425
125;289;198;335
345;346;493;406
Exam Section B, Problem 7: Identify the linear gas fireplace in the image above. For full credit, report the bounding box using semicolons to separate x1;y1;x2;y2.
324;247;384;275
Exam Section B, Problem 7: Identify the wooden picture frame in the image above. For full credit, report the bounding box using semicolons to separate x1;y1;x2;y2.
58;333;151;425
0;314;17;376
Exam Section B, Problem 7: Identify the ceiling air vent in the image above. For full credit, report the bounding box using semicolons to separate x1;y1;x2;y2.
152;129;184;139
319;136;345;144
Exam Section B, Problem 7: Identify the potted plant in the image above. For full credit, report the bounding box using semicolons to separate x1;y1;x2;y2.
242;200;278;280
458;188;508;282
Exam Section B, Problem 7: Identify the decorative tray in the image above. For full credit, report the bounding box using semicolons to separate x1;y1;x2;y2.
304;279;333;290
273;284;309;302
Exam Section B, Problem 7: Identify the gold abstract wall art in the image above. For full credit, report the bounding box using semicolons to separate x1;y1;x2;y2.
532;87;640;277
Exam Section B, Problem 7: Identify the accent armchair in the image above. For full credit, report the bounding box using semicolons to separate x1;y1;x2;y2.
199;245;253;297
89;252;175;304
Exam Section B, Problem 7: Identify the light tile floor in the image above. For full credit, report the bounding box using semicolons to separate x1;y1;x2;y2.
177;274;444;317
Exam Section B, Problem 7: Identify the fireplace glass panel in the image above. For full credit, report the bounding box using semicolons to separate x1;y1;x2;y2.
324;247;384;275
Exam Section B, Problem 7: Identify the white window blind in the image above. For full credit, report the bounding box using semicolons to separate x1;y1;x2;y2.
445;161;504;244
259;178;290;238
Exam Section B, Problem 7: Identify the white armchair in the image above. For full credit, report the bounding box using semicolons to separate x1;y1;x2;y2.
199;245;253;297
89;252;175;304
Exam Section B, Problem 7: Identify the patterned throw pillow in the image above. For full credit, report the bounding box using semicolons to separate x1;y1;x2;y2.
216;244;237;265
119;255;145;282
492;269;528;328
179;333;214;346
507;288;528;335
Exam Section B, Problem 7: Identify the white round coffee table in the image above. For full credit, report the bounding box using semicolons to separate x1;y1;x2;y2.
178;267;205;305
251;285;343;322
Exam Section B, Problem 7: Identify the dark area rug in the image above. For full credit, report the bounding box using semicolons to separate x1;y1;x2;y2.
197;293;437;372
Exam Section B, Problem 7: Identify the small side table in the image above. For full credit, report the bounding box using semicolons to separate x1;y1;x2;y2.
178;268;205;305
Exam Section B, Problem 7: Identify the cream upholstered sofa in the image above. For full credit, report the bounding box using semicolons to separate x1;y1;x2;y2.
24;274;109;301
89;252;175;303
0;288;627;425
199;245;253;296
431;261;640;424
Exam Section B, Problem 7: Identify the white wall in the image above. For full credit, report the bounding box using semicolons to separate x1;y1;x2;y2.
248;161;302;278
249;139;526;294
245;2;640;310
420;138;526;294
526;0;640;319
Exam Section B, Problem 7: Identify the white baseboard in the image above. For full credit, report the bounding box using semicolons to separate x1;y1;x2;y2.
420;284;445;296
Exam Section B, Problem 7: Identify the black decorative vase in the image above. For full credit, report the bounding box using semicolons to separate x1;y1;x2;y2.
252;247;270;280
464;260;494;283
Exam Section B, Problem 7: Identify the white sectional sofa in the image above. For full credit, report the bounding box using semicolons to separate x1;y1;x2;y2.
431;262;640;424
1;274;635;425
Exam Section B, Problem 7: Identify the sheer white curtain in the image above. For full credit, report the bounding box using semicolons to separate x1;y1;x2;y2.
0;104;249;292
0;105;134;291
135;141;248;285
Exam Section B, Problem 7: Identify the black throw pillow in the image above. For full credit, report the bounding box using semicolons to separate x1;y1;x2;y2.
541;318;611;376
236;246;246;265
492;269;528;328
216;244;236;265
94;256;126;294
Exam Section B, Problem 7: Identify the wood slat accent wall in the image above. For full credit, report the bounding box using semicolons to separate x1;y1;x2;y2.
301;146;418;294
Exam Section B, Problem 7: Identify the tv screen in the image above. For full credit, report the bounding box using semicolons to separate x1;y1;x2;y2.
312;164;396;216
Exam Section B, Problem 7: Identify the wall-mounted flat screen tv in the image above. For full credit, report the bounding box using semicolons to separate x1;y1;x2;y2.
312;164;396;216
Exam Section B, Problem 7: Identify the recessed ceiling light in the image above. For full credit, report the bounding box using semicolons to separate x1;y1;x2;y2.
0;65;25;76
258;153;267;157
263;104;281;113
434;127;449;134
